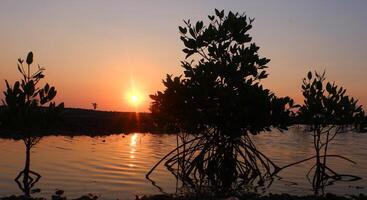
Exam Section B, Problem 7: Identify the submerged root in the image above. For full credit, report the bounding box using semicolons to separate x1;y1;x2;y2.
147;133;280;194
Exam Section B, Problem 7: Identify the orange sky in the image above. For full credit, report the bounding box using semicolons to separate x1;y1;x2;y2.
0;1;366;112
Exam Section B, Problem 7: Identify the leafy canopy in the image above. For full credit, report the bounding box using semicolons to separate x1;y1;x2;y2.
150;9;295;137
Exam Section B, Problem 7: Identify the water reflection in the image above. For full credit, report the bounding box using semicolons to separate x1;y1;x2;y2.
0;131;365;199
129;133;138;168
0;133;179;199
15;137;42;197
130;133;138;147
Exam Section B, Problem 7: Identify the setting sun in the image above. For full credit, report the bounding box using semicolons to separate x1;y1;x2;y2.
125;77;145;109
126;87;144;108
129;94;140;106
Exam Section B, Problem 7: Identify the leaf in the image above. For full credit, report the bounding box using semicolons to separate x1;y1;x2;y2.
189;27;196;38
316;81;322;90
45;83;50;93
17;64;23;74
179;26;187;34
48;87;56;100
258;71;267;79
182;48;190;54
228;11;234;19
149;94;157;100
26;51;33;65
14;81;20;91
186;39;197;49
215;9;220;17
219;10;224;19
185;50;195;59
195;21;203;32
326;82;331;93
307;71;312;80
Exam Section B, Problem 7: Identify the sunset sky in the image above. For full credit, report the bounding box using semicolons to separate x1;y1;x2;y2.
0;0;366;112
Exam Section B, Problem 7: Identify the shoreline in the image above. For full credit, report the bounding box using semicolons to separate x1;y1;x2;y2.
1;192;367;200
0;108;174;139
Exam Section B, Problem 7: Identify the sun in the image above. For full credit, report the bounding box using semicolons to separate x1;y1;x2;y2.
130;94;140;106
126;78;145;109
127;90;143;107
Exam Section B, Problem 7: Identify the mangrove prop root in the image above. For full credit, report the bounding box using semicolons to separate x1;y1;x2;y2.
146;133;280;193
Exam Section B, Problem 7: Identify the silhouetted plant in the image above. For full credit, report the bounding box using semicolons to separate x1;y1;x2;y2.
0;51;64;198
147;10;296;195
296;71;365;195
1;51;64;130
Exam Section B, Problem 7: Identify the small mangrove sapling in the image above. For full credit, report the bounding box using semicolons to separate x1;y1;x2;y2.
285;71;365;195
1;51;64;197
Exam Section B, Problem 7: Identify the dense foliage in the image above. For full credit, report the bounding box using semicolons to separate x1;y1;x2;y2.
148;10;296;194
150;10;295;136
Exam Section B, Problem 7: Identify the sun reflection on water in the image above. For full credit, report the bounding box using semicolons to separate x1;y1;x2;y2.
129;133;138;168
130;133;138;147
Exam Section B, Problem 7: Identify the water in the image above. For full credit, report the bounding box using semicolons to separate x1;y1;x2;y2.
0;128;366;199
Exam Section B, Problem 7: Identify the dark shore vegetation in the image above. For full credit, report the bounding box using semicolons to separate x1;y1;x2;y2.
2;193;367;200
0;108;364;139
53;108;154;134
0;107;155;139
141;193;367;200
143;193;367;200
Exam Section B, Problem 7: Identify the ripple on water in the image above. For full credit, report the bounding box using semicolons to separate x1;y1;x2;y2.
0;130;367;199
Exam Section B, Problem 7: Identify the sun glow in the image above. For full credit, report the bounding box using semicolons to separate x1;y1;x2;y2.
126;84;144;108
129;94;141;106
125;77;146;110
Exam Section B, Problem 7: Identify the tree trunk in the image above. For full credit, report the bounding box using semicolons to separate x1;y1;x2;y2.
23;143;31;197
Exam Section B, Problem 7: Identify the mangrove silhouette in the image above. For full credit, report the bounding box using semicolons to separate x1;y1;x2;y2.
287;71;364;195
0;52;63;198
147;9;297;195
146;9;367;197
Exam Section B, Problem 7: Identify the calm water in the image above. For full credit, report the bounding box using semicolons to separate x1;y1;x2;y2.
0;128;366;199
